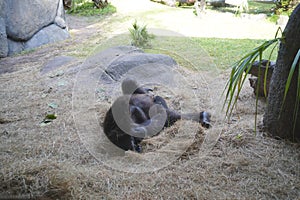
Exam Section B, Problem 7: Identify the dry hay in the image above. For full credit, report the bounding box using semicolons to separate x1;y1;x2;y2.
0;43;299;199
140;121;205;161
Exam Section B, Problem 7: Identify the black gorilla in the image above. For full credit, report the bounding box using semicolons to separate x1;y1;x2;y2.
103;78;211;152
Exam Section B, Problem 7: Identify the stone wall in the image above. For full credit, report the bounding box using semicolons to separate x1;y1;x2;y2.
0;0;70;58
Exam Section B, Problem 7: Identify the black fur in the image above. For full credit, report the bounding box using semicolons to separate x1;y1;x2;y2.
103;78;211;152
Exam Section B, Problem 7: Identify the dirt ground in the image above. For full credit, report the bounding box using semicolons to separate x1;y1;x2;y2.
0;0;299;199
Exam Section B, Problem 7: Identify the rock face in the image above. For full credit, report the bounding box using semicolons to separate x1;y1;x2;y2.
0;0;70;58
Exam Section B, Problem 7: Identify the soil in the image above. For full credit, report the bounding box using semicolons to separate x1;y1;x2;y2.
0;0;299;199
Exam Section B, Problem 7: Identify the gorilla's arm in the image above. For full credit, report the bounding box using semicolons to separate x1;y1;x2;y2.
154;95;211;128
180;111;211;128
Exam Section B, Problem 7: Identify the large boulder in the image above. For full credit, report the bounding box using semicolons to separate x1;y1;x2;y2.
7;39;24;56
6;0;59;41
0;0;70;58
104;52;178;81
0;1;8;57
24;24;70;51
0;18;8;58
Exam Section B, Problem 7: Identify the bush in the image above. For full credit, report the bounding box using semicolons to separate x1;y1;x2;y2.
128;20;155;48
67;0;116;16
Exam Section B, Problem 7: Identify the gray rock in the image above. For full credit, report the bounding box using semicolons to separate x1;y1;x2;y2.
55;16;67;29
104;52;177;81
92;45;144;69
7;39;25;56
0;0;70;57
0;0;7;17
6;0;60;41
56;0;67;28
0;0;8;57
24;24;70;50
208;0;226;7
57;0;66;19
41;56;76;74
0;17;8;58
83;46;143;83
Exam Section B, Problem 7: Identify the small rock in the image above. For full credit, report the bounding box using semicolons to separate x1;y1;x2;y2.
7;38;25;56
41;56;76;74
55;16;67;29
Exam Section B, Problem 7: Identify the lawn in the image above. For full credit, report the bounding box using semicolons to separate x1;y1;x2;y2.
94;33;278;71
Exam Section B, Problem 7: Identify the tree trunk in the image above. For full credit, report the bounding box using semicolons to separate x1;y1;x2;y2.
264;4;300;141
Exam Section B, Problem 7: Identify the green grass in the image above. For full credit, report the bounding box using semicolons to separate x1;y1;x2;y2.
248;1;276;15
94;34;277;71
67;1;116;16
194;38;277;69
149;36;277;71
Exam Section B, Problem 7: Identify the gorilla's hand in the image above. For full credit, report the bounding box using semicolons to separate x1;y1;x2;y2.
200;111;211;128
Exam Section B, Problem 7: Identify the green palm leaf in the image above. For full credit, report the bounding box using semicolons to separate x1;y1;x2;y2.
223;37;282;130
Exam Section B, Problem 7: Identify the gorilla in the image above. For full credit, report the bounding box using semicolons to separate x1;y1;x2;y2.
103;78;211;152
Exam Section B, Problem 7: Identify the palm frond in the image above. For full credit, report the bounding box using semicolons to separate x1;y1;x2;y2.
223;38;281;118
282;49;300;104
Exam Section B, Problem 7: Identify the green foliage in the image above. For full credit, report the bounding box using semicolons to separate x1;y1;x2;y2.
247;1;275;15
194;38;275;70
67;0;116;16
223;38;280;112
268;14;280;23
274;0;298;14
45;114;57;120
223;29;283;131
223;26;300;136
208;0;296;20
40;113;57;126
128;20;155;48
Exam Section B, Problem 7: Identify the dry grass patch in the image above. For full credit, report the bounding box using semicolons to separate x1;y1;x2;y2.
1;55;299;198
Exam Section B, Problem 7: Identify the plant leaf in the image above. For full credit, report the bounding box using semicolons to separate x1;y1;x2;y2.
223;37;281;121
282;49;300;105
46;114;57;120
